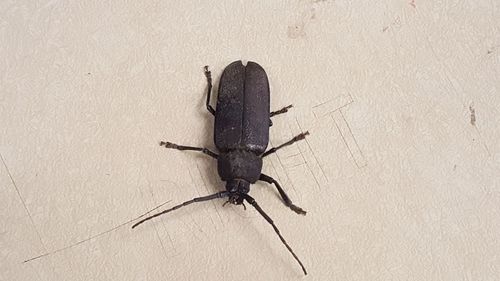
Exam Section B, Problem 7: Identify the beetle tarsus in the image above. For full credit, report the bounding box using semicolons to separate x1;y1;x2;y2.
289;205;307;215
204;66;212;81
294;131;309;141
160;141;177;149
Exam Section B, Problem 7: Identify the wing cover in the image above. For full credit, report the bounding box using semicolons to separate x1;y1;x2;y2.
214;61;270;154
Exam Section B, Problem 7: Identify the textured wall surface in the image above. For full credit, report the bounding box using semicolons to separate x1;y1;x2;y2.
1;1;499;280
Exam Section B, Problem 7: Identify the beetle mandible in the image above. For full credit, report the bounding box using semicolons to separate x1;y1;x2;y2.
132;61;309;275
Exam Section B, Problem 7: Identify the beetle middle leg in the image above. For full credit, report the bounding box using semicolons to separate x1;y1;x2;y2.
270;104;293;117
204;66;216;115
160;141;218;159
269;105;293;126
262;131;309;157
259;174;306;215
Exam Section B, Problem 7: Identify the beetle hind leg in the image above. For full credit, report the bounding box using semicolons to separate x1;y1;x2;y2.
259;173;306;215
204;66;216;115
160;141;218;159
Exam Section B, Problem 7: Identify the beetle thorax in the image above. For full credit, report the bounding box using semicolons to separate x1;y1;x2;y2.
217;150;263;183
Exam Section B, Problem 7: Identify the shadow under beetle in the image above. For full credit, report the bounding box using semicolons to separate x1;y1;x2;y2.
132;61;309;275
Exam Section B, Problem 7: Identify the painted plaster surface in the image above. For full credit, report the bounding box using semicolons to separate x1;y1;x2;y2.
1;1;499;280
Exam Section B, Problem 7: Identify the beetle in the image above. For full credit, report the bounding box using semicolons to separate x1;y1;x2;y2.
132;60;309;275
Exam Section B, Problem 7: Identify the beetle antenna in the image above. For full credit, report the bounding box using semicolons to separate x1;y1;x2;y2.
132;191;229;229
243;194;307;275
23;199;172;263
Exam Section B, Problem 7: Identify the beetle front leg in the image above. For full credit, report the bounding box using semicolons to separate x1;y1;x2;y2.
160;141;218;159
259;173;306;215
262;131;309;157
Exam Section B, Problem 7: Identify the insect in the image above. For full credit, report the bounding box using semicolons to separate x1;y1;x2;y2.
132;61;309;275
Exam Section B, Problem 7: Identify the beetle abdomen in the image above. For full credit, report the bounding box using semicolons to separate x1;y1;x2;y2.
214;61;270;154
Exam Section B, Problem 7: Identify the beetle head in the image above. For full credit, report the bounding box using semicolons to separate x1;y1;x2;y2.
225;179;250;194
224;179;250;206
227;193;245;205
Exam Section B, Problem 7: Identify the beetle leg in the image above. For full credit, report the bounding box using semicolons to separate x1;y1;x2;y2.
243;194;307;275
132;191;229;229
262;131;309;157
270;104;293;117
160;141;218;159
259;174;306;215
204;66;216;115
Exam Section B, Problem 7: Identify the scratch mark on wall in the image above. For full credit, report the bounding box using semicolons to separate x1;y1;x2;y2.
23;198;171;263
143;180;176;254
382;16;402;32
192;166;216;228
0;153;48;257
311;91;367;174
146;180;177;253
289;162;307;168
269;155;285;185
142;183;177;259
286;120;319;194
331;110;367;168
154;223;173;262
295;117;327;188
312;94;353;118
287;152;303;158
269;131;297;195
196;164;224;226
267;159;300;206
273;142;299;194
187;168;215;239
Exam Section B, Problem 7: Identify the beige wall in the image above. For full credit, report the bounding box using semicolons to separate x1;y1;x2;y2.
1;1;499;280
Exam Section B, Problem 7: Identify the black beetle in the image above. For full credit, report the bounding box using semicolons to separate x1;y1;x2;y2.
132;61;309;275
